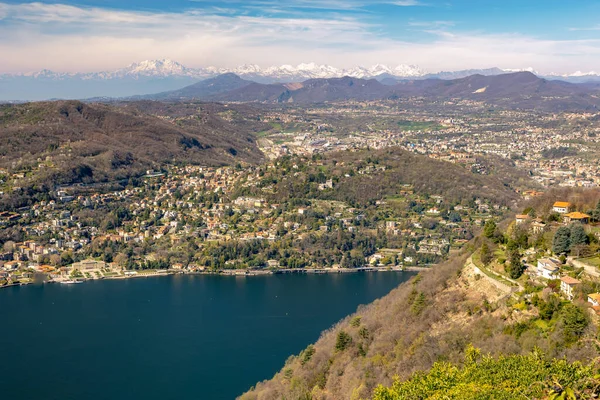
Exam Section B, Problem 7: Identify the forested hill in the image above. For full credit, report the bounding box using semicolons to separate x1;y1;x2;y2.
240;243;599;400
0;100;266;209
233;148;534;207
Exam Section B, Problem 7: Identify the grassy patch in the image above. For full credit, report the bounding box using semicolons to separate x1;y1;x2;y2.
578;256;600;268
472;250;517;287
396;120;442;132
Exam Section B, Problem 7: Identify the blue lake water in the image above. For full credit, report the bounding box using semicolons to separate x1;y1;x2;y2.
0;272;414;400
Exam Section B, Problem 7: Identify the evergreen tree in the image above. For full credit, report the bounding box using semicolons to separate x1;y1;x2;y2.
559;303;589;344
505;249;525;279
335;330;352;352
552;226;571;255
592;200;600;222
569;223;588;249
480;242;493;265
483;220;496;239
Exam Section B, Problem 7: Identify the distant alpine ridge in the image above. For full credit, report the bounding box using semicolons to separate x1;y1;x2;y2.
1;59;426;81
2;59;600;101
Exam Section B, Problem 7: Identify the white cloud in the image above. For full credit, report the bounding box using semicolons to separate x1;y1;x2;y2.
0;2;599;75
393;1;424;6
408;20;454;28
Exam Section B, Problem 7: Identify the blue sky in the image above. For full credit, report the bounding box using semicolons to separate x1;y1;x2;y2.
2;0;600;74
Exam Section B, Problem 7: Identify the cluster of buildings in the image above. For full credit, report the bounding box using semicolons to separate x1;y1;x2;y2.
256;103;600;189
0;153;512;287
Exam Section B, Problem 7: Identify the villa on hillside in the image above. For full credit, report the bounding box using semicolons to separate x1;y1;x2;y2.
553;202;572;214
531;219;547;234
515;214;529;225
588;293;600;307
563;211;591;224
537;258;561;280
560;276;581;300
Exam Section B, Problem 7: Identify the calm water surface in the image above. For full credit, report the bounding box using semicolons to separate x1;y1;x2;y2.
0;272;414;400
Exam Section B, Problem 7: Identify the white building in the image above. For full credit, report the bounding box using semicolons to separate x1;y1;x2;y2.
588;293;600;307
537;258;561;279
560;276;580;300
552;202;572;214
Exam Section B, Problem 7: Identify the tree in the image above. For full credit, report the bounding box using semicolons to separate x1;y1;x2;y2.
480;242;493;266
592;200;600;222
3;240;15;252
538;294;562;320
373;348;598;400
448;212;462;223
114;253;129;269
559;303;588;344
335;330;352;352
411;292;427;315
49;254;61;266
505;249;525;279
512;227;529;249
552;226;571;255
569;223;588;249
484;220;496;239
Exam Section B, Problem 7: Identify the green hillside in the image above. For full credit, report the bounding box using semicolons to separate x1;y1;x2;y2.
374;346;598;399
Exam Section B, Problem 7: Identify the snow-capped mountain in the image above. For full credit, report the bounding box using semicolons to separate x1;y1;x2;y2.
1;59;429;83
109;59;197;78
8;58;600;83
3;59;600;101
543;70;600;83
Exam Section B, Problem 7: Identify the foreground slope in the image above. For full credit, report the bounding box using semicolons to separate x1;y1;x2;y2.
374;347;599;399
240;248;599;399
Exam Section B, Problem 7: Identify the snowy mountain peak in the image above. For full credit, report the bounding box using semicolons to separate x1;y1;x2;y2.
393;64;426;77
503;67;539;75
9;60;600;88
233;64;262;74
118;59;190;77
567;71;599;77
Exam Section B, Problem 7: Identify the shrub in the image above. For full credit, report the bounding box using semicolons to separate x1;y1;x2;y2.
373;348;597;400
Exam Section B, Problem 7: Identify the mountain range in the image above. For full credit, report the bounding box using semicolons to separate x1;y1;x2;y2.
4;59;600;101
136;71;600;112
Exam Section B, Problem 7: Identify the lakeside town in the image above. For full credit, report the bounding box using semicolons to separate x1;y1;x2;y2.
3;102;600;300
0;159;496;287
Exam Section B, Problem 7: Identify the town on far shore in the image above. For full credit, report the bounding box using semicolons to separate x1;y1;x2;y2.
3;103;600;292
1;157;508;287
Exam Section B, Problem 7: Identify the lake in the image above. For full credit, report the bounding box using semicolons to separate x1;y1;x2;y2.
0;271;415;400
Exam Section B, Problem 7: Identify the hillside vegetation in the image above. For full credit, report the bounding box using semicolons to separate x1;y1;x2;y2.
235;148;531;207
240;243;599;399
374;346;599;399
0;100;266;209
0;100;264;172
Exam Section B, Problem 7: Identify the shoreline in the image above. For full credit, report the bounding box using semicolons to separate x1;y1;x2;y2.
1;266;427;289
